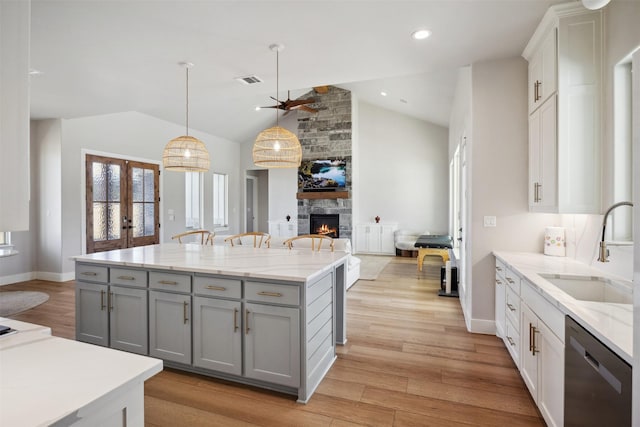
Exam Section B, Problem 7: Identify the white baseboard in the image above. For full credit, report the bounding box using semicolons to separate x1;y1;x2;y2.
35;271;75;282
0;271;74;286
0;272;36;286
466;318;496;335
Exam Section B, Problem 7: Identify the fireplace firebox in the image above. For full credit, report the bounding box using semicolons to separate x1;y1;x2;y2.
309;214;339;238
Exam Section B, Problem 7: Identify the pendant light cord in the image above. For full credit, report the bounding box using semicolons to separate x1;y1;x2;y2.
275;48;279;127
185;66;189;136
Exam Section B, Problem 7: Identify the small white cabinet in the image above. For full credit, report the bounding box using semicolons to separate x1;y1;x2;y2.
494;261;506;338
355;223;397;254
523;4;602;214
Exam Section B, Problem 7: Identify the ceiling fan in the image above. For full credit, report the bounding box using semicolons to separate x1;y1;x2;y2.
261;90;318;114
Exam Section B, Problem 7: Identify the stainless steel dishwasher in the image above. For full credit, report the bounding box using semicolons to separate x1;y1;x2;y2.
565;316;632;426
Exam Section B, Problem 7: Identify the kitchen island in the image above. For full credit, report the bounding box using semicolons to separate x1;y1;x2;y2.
72;243;348;403
0;317;162;426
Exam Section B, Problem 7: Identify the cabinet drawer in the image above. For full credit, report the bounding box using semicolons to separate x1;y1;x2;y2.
149;271;191;293
76;264;108;284
505;285;520;330
504;267;520;294
110;267;147;288
504;318;521;368
245;281;299;306
194;276;241;299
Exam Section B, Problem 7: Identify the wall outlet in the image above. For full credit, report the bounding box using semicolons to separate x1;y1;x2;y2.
483;216;497;227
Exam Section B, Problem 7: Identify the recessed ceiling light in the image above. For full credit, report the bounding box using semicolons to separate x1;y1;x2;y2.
380;91;388;97
411;29;432;40
400;99;408;104
29;69;43;76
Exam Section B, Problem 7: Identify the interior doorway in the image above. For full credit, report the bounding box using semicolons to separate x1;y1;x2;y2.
245;176;258;232
85;154;159;253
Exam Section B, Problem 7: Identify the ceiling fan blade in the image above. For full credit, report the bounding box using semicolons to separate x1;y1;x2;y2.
286;99;316;107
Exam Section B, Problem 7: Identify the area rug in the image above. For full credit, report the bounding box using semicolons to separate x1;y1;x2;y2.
0;291;50;317
357;255;393;281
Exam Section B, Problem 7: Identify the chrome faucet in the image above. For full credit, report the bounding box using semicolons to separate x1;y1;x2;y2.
598;201;633;262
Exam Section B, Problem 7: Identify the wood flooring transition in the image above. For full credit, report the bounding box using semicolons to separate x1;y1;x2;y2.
2;256;544;426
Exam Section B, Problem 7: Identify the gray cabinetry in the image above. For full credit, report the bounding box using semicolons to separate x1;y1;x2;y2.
76;264;147;355
193;297;242;375
149;290;191;364
244;302;300;388
109;286;148;354
76;281;109;346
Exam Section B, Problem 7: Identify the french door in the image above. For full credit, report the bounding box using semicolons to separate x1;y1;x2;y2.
85;154;160;253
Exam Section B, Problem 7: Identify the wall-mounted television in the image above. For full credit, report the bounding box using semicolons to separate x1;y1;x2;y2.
298;159;346;191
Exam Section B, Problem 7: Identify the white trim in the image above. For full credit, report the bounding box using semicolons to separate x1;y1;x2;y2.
35;271;75;282
466;318;497;335
80;148;164;253
0;272;36;286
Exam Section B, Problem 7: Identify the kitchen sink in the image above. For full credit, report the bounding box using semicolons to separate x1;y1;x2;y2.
538;274;633;304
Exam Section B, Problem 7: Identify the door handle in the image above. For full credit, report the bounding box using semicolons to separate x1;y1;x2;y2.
183;301;189;324
233;308;239;332
109;291;114;312
100;290;106;310
245;309;250;334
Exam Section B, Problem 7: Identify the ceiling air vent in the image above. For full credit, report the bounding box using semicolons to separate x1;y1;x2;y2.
235;75;263;85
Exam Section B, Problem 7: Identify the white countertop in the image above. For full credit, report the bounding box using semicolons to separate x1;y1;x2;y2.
493;251;633;365
72;243;349;282
0;317;162;426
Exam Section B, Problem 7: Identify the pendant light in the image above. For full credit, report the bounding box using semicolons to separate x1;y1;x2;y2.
581;0;610;9
162;62;210;172
253;44;302;168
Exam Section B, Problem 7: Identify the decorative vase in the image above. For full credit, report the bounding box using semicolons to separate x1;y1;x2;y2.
375;216;380;223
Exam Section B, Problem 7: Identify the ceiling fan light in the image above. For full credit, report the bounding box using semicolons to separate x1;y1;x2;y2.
163;135;210;172
253;126;302;168
581;0;610;9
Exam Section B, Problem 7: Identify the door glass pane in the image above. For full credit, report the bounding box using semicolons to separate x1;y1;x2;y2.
132;167;144;202
144;169;155;202
107;164;121;202
144;204;154;236
132;203;143;238
93;163;107;202
93;202;107;241
107;203;121;240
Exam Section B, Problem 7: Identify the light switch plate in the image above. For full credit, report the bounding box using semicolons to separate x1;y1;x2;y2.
484;216;497;227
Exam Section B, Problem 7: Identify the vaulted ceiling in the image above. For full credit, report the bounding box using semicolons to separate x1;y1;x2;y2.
29;0;566;143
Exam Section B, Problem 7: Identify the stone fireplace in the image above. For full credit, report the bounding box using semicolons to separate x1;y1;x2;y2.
310;214;339;238
296;86;353;239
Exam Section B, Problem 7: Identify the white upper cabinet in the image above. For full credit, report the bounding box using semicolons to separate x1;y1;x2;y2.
523;4;602;214
0;0;30;231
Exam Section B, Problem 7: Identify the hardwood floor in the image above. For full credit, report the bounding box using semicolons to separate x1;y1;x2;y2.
2;257;544;426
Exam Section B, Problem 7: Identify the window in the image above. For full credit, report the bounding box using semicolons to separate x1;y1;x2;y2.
185;172;203;229
213;173;228;228
0;232;10;246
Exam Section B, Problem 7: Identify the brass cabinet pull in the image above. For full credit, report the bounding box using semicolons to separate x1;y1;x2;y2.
534;80;542;101
245;309;250;334
506;303;516;312
233;308;239;332
495;266;502;272
506;336;515;347
531;326;539;355
100;290;106;310
158;280;178;285
529;323;533;352
82;271;98;276
257;291;282;297
506;278;515;284
533;182;542;203
496;279;503;285
183;301;189;324
205;285;227;291
109;291;114;312
117;275;136;281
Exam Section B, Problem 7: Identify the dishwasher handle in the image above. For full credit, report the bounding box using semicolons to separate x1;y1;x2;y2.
570;335;623;394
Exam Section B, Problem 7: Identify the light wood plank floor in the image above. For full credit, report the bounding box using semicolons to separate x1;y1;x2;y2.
2;257;544;426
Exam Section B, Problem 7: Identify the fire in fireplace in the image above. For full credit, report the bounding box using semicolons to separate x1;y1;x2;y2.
310;214;339;238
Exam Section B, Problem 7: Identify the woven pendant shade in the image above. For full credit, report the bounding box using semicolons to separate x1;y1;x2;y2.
163;135;210;172
253;126;302;168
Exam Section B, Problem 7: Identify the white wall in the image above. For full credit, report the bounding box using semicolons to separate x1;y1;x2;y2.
56;111;241;275
357;101;449;233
